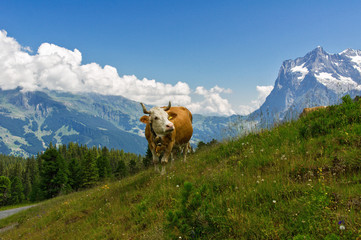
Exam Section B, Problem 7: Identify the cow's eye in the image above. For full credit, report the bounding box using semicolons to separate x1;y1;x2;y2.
154;117;159;120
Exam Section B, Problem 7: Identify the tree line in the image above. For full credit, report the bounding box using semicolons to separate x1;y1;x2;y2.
0;142;149;207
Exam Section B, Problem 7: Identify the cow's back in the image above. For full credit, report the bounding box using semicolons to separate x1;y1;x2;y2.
167;107;193;145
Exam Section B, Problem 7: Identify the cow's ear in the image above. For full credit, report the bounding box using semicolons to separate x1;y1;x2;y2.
168;112;177;120
140;115;149;124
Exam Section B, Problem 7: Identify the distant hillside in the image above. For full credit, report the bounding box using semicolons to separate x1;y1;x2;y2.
0;88;236;157
1;96;360;239
0;88;147;155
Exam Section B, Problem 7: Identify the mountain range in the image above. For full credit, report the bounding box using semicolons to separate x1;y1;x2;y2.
0;88;235;157
1;46;361;157
250;46;361;124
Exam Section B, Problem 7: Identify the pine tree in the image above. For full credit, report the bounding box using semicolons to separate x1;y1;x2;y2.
97;155;111;179
129;159;138;175
68;158;82;191
29;175;42;202
0;161;4;176
81;151;99;188
23;156;39;200
10;161;22;180
40;148;69;199
115;160;127;178
143;146;153;168
10;176;25;204
23;172;32;201
0;176;11;206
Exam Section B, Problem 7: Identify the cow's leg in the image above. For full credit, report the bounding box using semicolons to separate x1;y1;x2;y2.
170;151;174;167
150;147;160;172
160;143;174;175
160;153;169;175
182;142;189;162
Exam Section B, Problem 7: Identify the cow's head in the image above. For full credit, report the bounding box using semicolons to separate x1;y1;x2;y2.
140;102;177;136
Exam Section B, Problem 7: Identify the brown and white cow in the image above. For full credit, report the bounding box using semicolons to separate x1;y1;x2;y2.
140;102;193;174
299;106;327;118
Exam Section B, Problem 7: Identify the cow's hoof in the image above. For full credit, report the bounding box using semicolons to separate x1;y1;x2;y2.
161;166;167;175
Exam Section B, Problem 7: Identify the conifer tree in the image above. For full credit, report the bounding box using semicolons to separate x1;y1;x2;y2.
10;176;24;204
0;176;11;206
143;146;153;168
129;159;138;174
0;161;4;176
81;151;99;188
68;158;82;191
97;155;111;179
40;148;69;199
29;175;42;202
115;160;127;178
23;172;32;200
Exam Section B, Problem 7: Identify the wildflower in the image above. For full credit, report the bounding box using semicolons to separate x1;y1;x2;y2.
176;185;179;188
338;220;345;230
338;220;346;230
273;200;276;204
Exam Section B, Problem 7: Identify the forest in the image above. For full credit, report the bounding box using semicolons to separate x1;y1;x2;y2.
0;142;150;207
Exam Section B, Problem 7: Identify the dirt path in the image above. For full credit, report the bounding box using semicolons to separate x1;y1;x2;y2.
0;223;17;233
0;205;36;220
0;205;36;234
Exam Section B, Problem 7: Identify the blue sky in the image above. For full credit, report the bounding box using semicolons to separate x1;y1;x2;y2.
1;0;361;115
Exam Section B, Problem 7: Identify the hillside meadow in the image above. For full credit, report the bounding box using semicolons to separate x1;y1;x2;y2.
0;95;361;239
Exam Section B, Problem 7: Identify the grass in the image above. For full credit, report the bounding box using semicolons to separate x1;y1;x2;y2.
1;96;361;239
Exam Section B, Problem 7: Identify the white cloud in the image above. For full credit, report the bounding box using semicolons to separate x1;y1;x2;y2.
0;30;236;116
189;86;235;116
237;85;273;115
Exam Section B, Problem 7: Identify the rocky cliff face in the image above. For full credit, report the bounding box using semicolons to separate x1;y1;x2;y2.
250;47;361;125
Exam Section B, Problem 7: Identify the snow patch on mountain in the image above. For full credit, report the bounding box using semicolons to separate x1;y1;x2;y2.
315;72;358;93
291;63;309;81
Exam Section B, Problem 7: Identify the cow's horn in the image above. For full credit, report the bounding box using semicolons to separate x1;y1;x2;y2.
140;103;151;114
164;101;171;111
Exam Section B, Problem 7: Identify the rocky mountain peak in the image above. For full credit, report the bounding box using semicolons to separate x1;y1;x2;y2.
250;47;361;125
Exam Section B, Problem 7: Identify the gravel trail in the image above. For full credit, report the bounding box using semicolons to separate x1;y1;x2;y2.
0;205;36;220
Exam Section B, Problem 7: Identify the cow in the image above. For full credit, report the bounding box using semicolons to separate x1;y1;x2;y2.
139;102;193;174
299;106;327;118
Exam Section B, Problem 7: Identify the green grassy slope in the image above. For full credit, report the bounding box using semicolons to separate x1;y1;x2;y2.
1;96;361;239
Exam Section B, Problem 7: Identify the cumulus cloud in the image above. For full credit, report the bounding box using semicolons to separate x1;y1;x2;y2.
188;86;235;116
237;85;274;115
0;30;237;115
